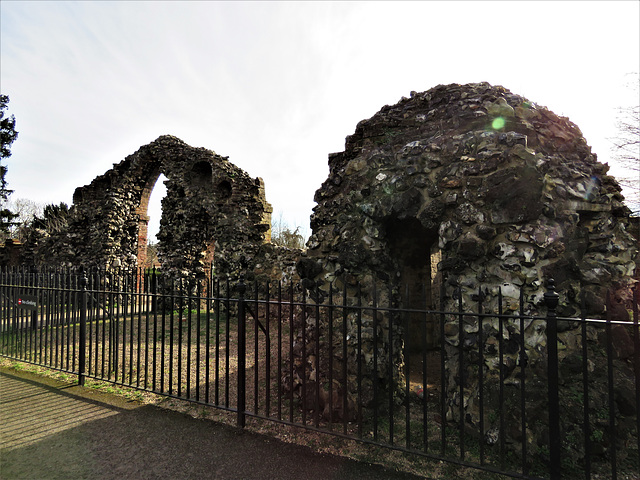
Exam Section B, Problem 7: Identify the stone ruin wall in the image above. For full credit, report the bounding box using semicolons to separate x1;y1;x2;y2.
296;82;638;451
13;135;304;284
303;82;637;313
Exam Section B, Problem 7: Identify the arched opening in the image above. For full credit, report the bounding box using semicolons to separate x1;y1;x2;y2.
136;172;167;268
383;217;441;351
383;216;442;397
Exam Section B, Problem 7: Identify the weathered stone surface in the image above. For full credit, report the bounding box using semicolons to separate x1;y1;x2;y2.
16;136;275;281
303;81;637;315
297;82;638;449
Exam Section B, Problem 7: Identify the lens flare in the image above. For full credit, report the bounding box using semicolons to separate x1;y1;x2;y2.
491;117;506;130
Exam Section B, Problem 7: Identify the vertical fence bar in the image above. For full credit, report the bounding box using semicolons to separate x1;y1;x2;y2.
404;284;411;449
136;271;142;388
544;278;561;480
78;270;88;386
145;271;150;390
605;290;618;480
215;277;221;405
152;269;158;392
477;287;485;465
186;282;192;398
277;281;282;420
205;275;211;404
519;286;528;475
440;279;447;457
265;282;271;418
92;270;98;377
253;280;259;414
63;273;69;371
177;281;183;398
356;283;363;439
634;284;640;472
372;281;379;442
114;271;120;382
421;283;428;453
29;268;36;362
288;281;294;423
388;283;394;445
100;271;107;379
498;287;505;471
327;284;333;428
237;275;246;428
72;273;78;373
38;271;44;366
43;271;50;367
125;271;131;383
160;272;167;392
52;269;57;366
302;286;309;426
342;283;348;435
87;271;94;377
225;278;231;408
195;281;201;402
580;291;591;480
457;286;464;460
168;278;175;395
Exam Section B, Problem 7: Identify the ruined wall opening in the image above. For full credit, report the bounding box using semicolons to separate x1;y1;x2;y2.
216;180;232;200
143;173;167;268
383;217;440;352
136;170;163;268
189;161;213;189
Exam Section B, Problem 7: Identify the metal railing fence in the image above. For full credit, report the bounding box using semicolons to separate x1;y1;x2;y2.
1;266;638;480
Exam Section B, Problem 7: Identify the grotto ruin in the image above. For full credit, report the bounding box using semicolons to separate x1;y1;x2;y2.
294;81;638;454
301;82;637;319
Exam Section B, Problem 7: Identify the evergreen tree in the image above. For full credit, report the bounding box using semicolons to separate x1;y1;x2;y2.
0;94;19;239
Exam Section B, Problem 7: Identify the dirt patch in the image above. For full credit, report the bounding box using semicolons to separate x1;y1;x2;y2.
1;366;430;480
0;360;517;479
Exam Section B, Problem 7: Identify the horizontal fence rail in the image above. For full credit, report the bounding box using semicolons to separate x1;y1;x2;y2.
1;266;638;480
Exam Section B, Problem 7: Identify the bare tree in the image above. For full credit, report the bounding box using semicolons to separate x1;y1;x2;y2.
271;212;307;250
610;73;639;216
4;198;44;242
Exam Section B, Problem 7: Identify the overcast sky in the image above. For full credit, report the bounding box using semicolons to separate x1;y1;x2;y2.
1;1;638;241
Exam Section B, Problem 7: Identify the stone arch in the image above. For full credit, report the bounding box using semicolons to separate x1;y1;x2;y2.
62;135;272;278
135;166;161;267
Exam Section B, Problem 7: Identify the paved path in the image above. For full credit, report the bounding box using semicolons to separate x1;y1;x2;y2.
0;368;425;480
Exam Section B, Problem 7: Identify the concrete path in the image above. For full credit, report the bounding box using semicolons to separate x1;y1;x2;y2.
0;368;425;480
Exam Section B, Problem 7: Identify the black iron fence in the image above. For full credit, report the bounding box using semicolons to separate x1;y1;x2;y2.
1;266;638;480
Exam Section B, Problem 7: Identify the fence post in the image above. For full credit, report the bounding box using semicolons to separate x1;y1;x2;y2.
78;269;88;386
237;275;246;428
544;278;561;479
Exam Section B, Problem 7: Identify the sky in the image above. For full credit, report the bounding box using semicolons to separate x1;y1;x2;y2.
1;1;639;242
